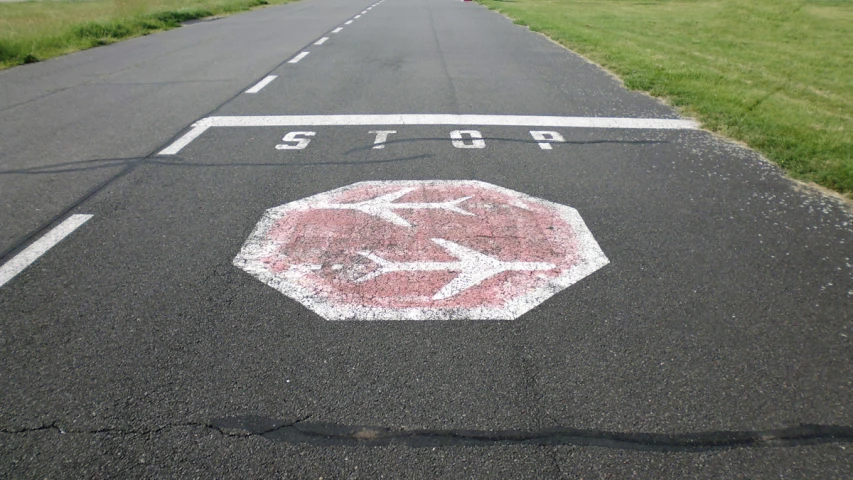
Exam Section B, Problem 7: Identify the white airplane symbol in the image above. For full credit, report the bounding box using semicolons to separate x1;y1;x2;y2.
356;238;556;300
314;187;474;227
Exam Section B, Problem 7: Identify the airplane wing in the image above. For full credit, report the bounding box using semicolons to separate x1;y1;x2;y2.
362;187;415;205
360;207;412;227
430;239;504;300
430;238;500;266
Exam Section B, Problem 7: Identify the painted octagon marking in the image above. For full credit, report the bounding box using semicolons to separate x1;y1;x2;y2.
233;180;609;320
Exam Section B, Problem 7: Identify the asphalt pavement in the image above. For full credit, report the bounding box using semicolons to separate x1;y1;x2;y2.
1;0;852;477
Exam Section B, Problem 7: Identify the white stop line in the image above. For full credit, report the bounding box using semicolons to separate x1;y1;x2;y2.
158;114;700;154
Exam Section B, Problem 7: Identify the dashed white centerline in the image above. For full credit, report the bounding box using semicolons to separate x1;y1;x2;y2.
332;27;343;33
245;75;277;94
315;37;329;45
345;20;353;24
354;15;361;18
0;214;93;288
361;10;368;14
288;52;310;64
160;114;701;154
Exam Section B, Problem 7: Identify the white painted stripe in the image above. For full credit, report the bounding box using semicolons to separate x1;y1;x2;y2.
159;124;210;155
244;75;277;94
0;215;93;288
354;15;361;18
288;51;310;64
332;27;343;33
198;114;699;129
345;20;353;24
315;37;329;45
361;10;367;14
159;115;699;154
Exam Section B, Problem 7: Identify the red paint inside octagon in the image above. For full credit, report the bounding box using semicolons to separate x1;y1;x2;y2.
259;183;580;310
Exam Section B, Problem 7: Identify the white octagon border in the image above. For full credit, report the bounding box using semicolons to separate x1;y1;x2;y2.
233;180;609;320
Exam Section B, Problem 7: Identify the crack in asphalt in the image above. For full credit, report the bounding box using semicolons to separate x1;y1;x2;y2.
1;416;312;438
0;421;218;436
0;156;146;175
4;416;852;452
0;154;435;175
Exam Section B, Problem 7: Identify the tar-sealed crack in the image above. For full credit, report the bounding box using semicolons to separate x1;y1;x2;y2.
5;417;852;452
208;416;853;452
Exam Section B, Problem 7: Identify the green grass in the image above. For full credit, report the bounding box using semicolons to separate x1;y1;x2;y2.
478;0;853;197
0;0;297;69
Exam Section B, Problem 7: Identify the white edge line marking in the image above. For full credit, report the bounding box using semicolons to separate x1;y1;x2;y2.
0;214;93;288
288;52;310;64
332;27;343;33
159;115;699;154
345;20;353;24
245;75;277;94
315;37;329;45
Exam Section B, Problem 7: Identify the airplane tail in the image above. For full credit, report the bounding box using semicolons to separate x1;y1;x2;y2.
442;196;475;216
354;251;392;283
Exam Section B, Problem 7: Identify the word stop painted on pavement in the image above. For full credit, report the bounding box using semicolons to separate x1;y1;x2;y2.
233;181;609;320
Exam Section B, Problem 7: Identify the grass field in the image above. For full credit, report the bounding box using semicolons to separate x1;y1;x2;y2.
478;0;853;198
0;0;296;69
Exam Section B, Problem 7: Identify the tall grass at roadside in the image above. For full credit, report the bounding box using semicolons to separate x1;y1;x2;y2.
0;0;295;68
478;0;853;197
